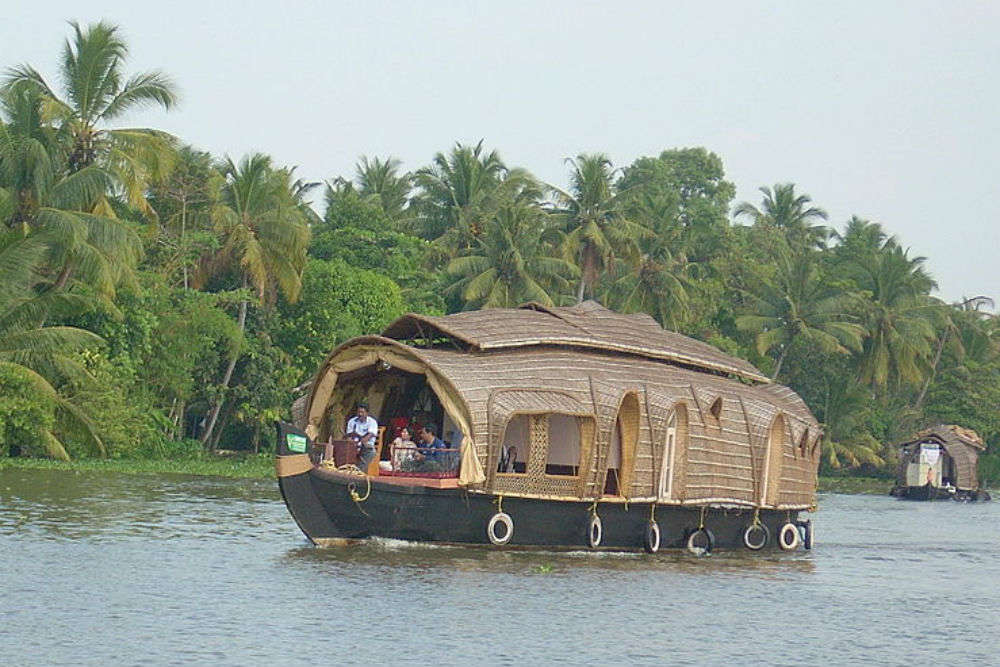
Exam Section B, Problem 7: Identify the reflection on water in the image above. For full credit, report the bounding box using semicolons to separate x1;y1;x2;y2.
2;469;999;667
283;539;817;579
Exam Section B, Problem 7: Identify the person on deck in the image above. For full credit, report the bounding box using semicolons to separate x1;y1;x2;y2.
391;426;417;469
346;403;379;469
409;425;453;472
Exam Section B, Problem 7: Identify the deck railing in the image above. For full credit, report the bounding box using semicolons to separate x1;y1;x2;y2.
383;444;460;478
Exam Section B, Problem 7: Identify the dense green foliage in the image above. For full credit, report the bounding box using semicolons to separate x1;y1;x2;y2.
2;22;999;485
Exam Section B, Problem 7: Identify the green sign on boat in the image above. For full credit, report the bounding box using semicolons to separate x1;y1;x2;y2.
286;433;308;454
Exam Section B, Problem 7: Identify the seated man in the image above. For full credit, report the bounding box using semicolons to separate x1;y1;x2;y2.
345;402;379;469
401;425;452;473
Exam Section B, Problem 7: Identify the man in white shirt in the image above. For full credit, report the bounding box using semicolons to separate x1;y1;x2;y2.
346;403;379;469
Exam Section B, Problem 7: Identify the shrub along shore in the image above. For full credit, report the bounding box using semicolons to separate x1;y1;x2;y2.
0;454;274;480
0;456;895;494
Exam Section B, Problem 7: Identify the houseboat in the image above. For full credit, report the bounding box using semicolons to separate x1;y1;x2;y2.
890;425;991;501
275;301;821;553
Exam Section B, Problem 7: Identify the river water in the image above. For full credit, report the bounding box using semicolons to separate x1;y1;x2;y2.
2;469;998;666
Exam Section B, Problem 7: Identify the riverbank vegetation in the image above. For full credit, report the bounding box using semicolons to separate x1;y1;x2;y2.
2;21;998;485
0;450;274;479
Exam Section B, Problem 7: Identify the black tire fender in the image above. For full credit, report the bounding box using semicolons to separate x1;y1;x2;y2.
799;520;813;550
643;521;661;553
742;523;770;551
686;527;714;555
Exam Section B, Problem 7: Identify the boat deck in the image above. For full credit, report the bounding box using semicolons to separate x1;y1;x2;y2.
312;465;461;489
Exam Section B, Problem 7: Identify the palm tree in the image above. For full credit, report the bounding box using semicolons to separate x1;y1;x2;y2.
146;145;223;288
445;198;577;309
0;232;105;459
0;86;141;296
4;20;178;218
606;192;691;328
912;296;995;410
831;215;886;260
550;153;645;303
412;141;535;253
197;153;310;445
356;156;411;223
734;183;830;249
840;233;939;391
819;373;885;469
736;246;864;380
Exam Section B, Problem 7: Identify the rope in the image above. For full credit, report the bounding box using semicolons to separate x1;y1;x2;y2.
752;508;761;527
345;472;372;517
348;476;371;503
320;460;367;476
588;500;599;516
698;505;707;530
494;494;504;514
649;503;656;523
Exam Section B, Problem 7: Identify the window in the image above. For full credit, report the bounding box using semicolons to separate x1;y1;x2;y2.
497;412;590;478
799;429;810;458
546;414;582;476
709;396;723;420
498;414;530;474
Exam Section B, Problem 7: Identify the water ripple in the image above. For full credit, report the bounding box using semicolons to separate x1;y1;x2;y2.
2;468;999;666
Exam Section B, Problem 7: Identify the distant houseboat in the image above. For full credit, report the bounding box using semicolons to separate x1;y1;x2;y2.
275;301;821;553
890;425;991;501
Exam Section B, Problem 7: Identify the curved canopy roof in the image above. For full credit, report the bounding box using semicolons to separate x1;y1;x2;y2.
381;300;770;383
900;424;986;451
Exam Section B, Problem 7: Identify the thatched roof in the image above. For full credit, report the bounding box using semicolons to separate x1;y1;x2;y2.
903;424;986;451
381;301;770;384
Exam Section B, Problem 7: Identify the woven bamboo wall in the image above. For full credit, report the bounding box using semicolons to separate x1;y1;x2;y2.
779;422;818;507
686;387;757;504
643;388;674;499
307;337;821;507
616;392;641;493
421;345;819;507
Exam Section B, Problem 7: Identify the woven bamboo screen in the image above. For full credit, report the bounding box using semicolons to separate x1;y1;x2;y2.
491;412;593;497
779;422;818;507
643;389;674;499
615;392;641;494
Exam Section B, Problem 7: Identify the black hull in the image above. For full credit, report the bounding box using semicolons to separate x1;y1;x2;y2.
890;484;991;502
279;467;807;552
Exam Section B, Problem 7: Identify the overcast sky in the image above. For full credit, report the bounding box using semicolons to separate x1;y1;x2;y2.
7;1;999;303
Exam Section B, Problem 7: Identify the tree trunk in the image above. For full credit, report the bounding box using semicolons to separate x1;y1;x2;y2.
914;328;948;411
54;263;73;290
200;287;248;448
576;278;586;304
181;196;188;289
771;345;789;381
252;422;261;455
166;398;178;438
175;400;186;440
